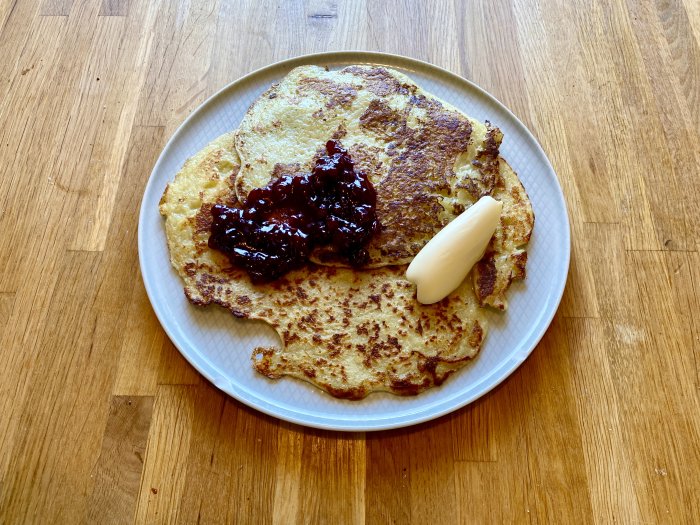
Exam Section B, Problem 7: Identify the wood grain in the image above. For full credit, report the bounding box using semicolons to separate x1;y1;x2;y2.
1;0;699;522
87;395;153;524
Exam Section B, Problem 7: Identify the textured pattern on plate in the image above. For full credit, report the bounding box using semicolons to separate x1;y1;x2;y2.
138;52;570;430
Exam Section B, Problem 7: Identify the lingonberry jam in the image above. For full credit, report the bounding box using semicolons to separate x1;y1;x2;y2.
208;140;380;282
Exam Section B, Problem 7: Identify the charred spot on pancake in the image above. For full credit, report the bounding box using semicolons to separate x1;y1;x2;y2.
235;175;246;198
474;252;498;305
332;124;347;139
194;203;215;235
298;77;358;108
362;97;473;261
270;162;304;181
252;347;281;378
452;201;466;214
469;321;484;348
159;184;170;206
359;99;407;141
512;250;528;279
342;143;384;189
470;123;504;194
388;376;424;395
342;65;415;97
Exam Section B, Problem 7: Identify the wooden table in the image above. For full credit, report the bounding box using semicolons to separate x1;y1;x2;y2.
1;0;699;522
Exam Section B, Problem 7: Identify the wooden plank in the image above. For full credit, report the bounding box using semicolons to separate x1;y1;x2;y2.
364;1;431;63
513;0;618;226
272;422;304;525
460;0;532;123
0;248;135;522
0;292;15;335
133;385;195;523
577;223;627;320
52;13;129;252
113;270;168;396
558;227;601;319
0;0;20;36
0;251;104;522
298;429;366;524
643;0;699;126
624;0;700;248
0;13;71;292
603;249;700;522
580;223;700;521
450;399;496;462
175;389;279;524
86;396;154;524
453;372;535;523
208;0;368;93
207;0;278;91
0;124;162;522
365;429;411;523
69;0;159;251
565;318;642;523
156;339;203;387
22;1;160;255
681;0;700;47
0;1;40;96
40;0;71;17
513;0;664;251
213;403;279;524
99;0;128;17
133;0;219;134
598;0;696;251
517;318;595;522
0;0;110;300
409;419;458;523
421;1;462;76
298;0;369;58
0;239;63;489
155;383;227;524
683;252;700;388
455;461;532;524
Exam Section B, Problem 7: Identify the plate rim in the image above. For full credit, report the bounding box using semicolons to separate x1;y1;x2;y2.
138;50;571;431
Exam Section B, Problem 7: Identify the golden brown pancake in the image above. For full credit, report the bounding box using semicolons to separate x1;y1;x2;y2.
234;65;534;307
159;132;486;399
159;65;534;398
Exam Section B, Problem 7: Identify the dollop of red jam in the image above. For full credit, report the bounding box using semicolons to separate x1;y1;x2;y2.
208;140;380;282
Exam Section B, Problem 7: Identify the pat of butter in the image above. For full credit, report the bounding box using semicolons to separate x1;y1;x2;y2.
406;196;502;304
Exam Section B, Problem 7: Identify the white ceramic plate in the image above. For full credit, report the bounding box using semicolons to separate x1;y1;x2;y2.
138;52;570;431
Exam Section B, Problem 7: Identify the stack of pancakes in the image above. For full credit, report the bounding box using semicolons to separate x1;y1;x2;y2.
159;65;534;399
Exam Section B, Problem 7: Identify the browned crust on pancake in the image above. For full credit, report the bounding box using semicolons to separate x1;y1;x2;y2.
473;157;535;309
456;123;503;200
233;66;534;313
298;77;358;108
236;66;484;267
359;94;474;262
359;99;407;141
178;260;485;399
342;65;417;97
